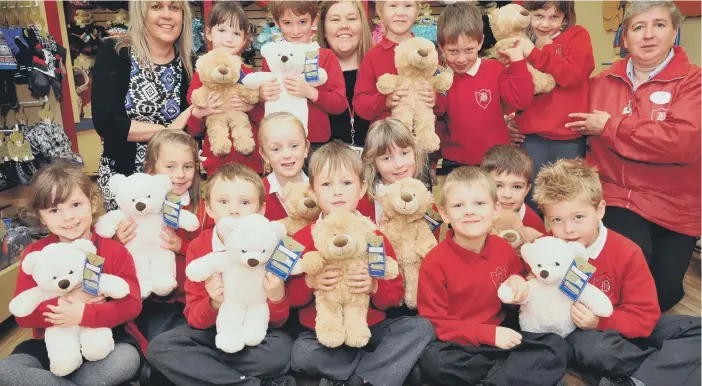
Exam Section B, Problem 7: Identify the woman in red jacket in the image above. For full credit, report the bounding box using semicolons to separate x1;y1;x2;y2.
567;1;700;312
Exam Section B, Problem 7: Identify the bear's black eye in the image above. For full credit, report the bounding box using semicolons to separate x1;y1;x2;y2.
537;264;542;268
69;270;73;274
555;262;560;267
241;250;247;253
148;195;151;199
132;199;136;202
262;249;266;254
53;276;57;280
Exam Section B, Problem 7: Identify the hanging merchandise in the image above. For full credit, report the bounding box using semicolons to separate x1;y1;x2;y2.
0;31;19;115
68;9;105;58
69;1;96;9
0;225;33;268
106;9;129;38
14;26;67;101
411;3;438;44
25;105;80;166
192;17;205;53
252;16;282;51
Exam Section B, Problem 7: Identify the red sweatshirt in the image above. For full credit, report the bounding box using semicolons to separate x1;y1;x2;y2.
435;59;534;165
522;204;546;234
516;25;595;140
418;232;525;347
288;221;404;330
183;227;290;329
14;233;143;341
261;48;346;144
587;228;661;338
187;67;264;175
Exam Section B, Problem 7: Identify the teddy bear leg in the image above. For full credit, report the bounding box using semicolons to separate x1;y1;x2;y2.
150;250;178;297
46;326;83;377
131;253;153;299
207;116;233;157
241;302;270;346
215;301;246;353
343;297;371;348
403;263;421;310
414;112;440;153
315;297;346;348
392;104;415;135
79;327;115;361
230;115;256;156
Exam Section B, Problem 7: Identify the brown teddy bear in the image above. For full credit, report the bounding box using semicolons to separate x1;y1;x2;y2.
488;3;556;94
300;212;399;348
377;178;437;309
489;209;543;251
191;48;260;157
278;181;321;236
377;37;453;154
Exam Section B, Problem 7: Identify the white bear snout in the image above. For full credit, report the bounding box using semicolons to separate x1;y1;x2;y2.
134;201;147;212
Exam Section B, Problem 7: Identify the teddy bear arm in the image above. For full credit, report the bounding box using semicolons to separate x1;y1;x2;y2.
242;72;275;89
235;85;260;105
307;68;328;88
94;210;126;239
417;229;439;256
430;72;454;94
185;252;228;282
178;210;201;232
9;288;58;317
579;285;614;317
300;251;325;276
377;74;399;95
382;258;400;280
191;87;211;108
98;274;130;299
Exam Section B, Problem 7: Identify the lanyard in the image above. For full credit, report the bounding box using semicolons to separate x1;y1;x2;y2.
345;99;356;146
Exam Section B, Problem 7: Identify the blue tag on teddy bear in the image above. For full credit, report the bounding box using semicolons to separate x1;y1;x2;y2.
82;253;105;296
163;192;181;229
367;234;386;278
424;208;443;233
558;256;596;302
266;237;305;280
433;69;447;97
304;51;320;83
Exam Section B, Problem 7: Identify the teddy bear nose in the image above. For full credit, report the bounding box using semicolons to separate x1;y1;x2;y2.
417;48;429;58
400;192;413;202
247;258;259;267
520;9;529;16
281;55;289;63
58;279;70;290
218;66;229;75
303;198;316;209
333;235;349;248
540;270;549;279
135;202;146;212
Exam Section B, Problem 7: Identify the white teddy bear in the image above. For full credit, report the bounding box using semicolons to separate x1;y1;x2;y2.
498;236;614;337
9;240;130;376
186;214;286;353
242;40;328;133
95;173;200;299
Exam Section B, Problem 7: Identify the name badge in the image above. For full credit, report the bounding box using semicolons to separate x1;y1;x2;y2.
82;253;105;296
304;51;320;83
163;192;181;229
558;256;596;302
367;234;386;278
424;207;443;233
266;237;305;280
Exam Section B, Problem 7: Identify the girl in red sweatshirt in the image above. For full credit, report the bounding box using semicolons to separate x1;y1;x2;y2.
515;1;595;211
0;162;143;385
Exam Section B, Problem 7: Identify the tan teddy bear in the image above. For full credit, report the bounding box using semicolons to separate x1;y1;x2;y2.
191;47;260;157
488;3;556;94
377;178;437;309
377;37;453;154
278;181;321;236
299;212;399;348
489;209;543;251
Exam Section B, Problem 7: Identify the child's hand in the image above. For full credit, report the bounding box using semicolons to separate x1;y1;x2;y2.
535;36;553;49
192;92;223;119
504;114;525;145
347;266;378;294
205;273;224;310
571;302;600;330
230;95;254;112
504;275;529;304
495;326;522;350
160;226;183;253
260;78;281;101
417;80;436;109
66;287;105;305
497;38;525;62
386;82;410;109
284;75;318;101
44;297;85;327
305;264;342;291
263;272;286;302
114;217;137;245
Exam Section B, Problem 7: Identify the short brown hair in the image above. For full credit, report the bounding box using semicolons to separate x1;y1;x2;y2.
439;166;497;208
25;161;101;223
207;1;249;33
205;163;265;207
533;158;603;209
269;0;318;22
481;145;533;182
438;2;483;47
523;1;577;30
308;140;363;188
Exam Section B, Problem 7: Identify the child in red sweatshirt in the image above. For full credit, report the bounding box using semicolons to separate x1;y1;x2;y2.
418;166;572;386
146;163;295;386
289;141;434;386
0;162;143;386
534;159;701;386
435;3;534;173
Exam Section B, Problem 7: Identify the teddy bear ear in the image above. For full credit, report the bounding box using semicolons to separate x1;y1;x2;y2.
272;220;287;240
567;241;588;259
71;239;97;255
217;217;240;238
154;174;172;192
21;251;41;275
108;174;127;193
260;41;274;58
519;241;532;259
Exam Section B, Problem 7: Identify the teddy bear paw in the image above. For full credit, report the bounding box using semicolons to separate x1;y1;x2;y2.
234;137;255;156
210;138;233;157
404;296;418;310
242;327;267;347
497;284;514;304
151;276;177;297
317;326;346;348
82;338;115;361
50;354;83;377
139;280;153;299
216;333;245;354
421;133;441;153
344;325;371;348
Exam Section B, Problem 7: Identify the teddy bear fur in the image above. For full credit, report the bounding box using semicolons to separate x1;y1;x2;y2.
299;212;399;348
377;178;437;309
9;240;130;376
242;41;328;133
488;3;556;94
186;214;286;353
278;181;321;236
192;47;260;157
488;209;542;252
377;37;453;154
498;236;614;337
95;173;200;299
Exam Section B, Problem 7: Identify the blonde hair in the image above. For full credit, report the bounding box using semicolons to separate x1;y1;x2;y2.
144;130;201;213
258;112;310;174
205;163;265;208
439;166;497;208
481;145;533;182
376;0;422;21
317;0;373;67
114;0;194;79
309;140;363;188
269;0;319;22
437;2;483;47
362;118;425;201
533;158;603;209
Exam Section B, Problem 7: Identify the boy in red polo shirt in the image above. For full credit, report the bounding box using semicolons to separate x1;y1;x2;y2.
146;163;295;386
534;159;701;386
289;141;434;386
418;166;571;386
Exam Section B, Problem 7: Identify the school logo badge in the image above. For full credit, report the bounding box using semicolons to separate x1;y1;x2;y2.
651;108;668;121
554;44;564;55
490;266;507;288
476;89;491;109
593;275;614;298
